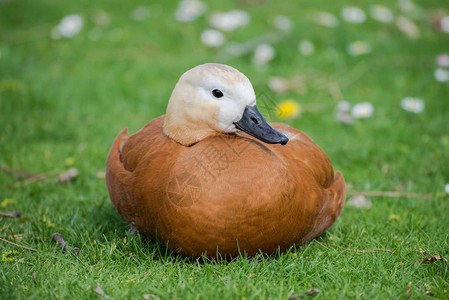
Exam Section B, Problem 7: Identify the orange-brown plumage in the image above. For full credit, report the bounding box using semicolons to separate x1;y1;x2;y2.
105;63;345;258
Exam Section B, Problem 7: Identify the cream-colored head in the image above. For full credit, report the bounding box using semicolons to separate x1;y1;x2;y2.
163;63;288;146
163;63;256;146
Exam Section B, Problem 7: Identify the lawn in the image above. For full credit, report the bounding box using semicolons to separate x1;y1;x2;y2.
1;0;449;298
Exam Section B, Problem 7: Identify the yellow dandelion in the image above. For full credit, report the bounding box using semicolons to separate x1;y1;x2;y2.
0;79;22;92
389;214;400;221
277;99;301;119
2;250;19;262
120;278;136;284
1;198;18;208
65;157;75;167
44;149;52;159
42;216;55;228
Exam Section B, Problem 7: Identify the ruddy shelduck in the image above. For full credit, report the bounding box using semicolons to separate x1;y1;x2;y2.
106;63;346;258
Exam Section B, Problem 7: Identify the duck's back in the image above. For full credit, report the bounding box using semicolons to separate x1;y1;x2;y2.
106;116;345;258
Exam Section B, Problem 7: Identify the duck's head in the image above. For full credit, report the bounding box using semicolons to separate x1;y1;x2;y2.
163;63;289;146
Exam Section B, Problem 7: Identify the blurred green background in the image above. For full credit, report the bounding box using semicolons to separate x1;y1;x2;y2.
1;0;449;298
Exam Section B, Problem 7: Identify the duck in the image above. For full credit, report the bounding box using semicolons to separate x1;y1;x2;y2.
106;63;346;259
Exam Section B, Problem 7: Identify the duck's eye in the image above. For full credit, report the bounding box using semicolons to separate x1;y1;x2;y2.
212;89;224;98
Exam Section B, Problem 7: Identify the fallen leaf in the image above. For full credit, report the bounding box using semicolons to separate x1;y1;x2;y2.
52;235;79;254
52;233;68;251
414;252;448;266
14;234;24;241
32;272;37;285
305;289;320;296
406;281;412;295
94;283;112;299
288;288;320;299
419;248;429;255
0;210;22;218
58;168;78;184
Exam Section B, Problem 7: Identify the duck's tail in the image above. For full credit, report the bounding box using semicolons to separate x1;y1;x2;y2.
304;171;346;241
327;171;346;223
105;128;135;223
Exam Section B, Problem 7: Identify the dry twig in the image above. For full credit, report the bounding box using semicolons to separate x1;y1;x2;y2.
319;242;394;254
0;163;44;179
348;190;432;199
0;237;37;252
0;210;22;218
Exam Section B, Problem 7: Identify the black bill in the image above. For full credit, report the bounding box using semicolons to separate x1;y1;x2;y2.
233;105;289;145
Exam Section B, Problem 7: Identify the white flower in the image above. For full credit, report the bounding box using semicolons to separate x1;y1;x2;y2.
314;12;339;28
341;7;366;24
175;0;206;22
370;5;394;23
298;40;315;56
347;41;371;56
253;44;275;66
436;53;449;68
398;0;414;12
351;102;373;119
337;101;351;112
401;97;424;113
224;42;246;56
435;69;449;82
200;29;225;47
274;15;292;31
347;195;372;209
210;10;250;31
93;11;110;27
268;77;290;93
52;14;83;39
132;6;150;21
396;16;419;38
336;111;353;124
441;16;449;34
445;184;449;194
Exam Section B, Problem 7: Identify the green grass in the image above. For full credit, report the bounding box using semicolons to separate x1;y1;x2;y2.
1;0;449;298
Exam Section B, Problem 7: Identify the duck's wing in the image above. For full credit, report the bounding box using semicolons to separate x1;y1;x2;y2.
106;127;135;223
269;123;346;240
106;116;175;235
